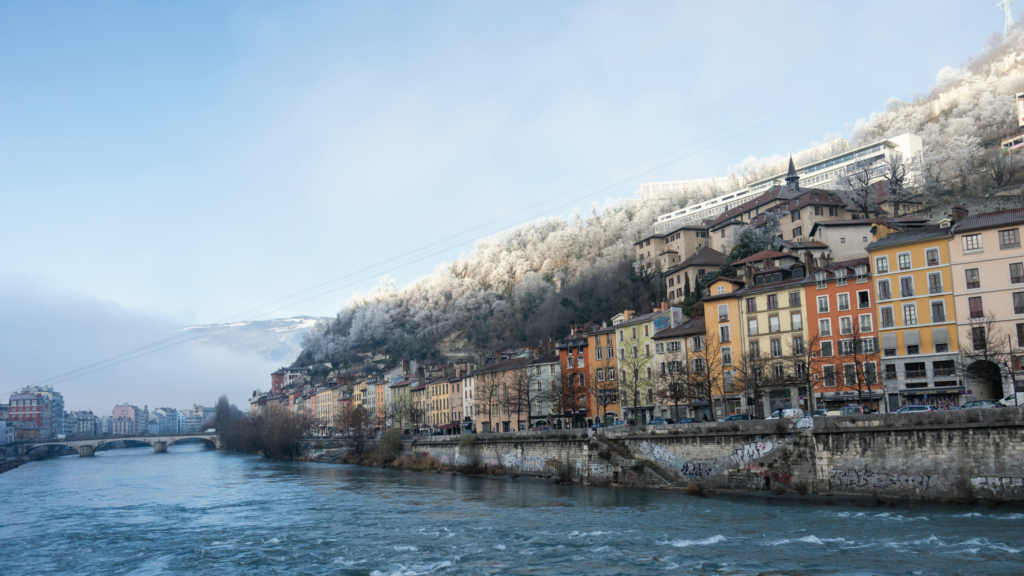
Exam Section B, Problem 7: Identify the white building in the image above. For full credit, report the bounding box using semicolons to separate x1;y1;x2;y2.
647;133;924;234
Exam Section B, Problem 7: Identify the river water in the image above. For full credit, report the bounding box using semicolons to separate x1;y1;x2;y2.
2;444;1023;575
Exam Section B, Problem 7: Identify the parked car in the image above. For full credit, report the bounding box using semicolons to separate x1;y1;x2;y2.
998;392;1024;407
895;405;936;413
723;414;752;421
960;400;1001;410
812;409;828;417
648;417;674;425
589;422;607;430
766;408;805;420
676;418;697;424
838;405;871;416
610;420;627;427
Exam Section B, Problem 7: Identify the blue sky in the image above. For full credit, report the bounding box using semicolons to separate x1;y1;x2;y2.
0;1;1013;411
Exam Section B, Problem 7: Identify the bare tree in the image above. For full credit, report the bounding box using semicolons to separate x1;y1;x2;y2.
689;332;724;421
836;321;881;411
616;340;655;424
592;363;620;424
837;159;876;219
506;362;535;431
785;331;821;414
984;149;1018;189
882;151;914;216
732;347;773;418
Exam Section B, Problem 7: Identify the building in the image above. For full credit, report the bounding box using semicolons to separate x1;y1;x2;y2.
634;224;711;272
471;355;533;433
270;367;309;394
636;177;729;203
112;416;134;436
15;386;63;437
664;246;726;304
112;404;145;435
69;410;98;437
867;221;961;411
726;256;811;417
587;326;618;425
652;317;709;420
803;258;882;412
154;408;182;434
315;386;337;435
949;204;1024;401
556;324;598;429
8;393;53;439
612;306;686;424
809;220;878;261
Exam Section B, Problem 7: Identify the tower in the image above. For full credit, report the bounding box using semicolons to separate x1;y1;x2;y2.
999;0;1015;37
785;156;800;191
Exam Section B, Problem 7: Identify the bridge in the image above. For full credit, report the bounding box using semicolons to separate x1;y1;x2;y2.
15;433;220;457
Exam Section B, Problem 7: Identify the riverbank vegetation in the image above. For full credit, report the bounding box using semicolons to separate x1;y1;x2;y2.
216;395;309;459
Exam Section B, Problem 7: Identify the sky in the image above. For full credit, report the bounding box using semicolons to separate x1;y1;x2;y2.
0;1;1015;413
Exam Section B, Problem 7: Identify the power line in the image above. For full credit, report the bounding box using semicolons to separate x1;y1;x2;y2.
12;7;999;395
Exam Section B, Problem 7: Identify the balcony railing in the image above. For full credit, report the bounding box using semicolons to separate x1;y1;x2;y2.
901;289;915;298
934;367;956;376
929;285;943;294
905;369;928;378
878;291;892;301
933;314;946;322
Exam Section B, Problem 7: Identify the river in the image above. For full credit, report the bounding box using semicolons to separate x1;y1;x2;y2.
1;444;1023;575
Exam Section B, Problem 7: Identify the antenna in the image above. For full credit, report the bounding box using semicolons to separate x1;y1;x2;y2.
999;0;1015;37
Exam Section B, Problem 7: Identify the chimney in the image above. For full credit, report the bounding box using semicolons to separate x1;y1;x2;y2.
803;251;814;273
660;301;668;312
951;201;968;224
624;310;634;322
416;365;425;383
744;263;755;287
762;257;772;270
402;358;410;376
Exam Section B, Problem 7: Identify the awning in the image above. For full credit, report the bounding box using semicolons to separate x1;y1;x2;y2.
900;387;963;396
932;327;949;345
436;423;456;430
882;333;897;349
904;330;920;346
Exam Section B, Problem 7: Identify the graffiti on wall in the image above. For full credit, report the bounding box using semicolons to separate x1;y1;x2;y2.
521;456;545;472
829;469;948;491
729;440;775;464
636;441;718;480
679;461;715;480
500;452;520;469
971;476;1024;492
796;417;814;429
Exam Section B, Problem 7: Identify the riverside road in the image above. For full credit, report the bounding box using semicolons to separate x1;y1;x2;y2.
1;443;1022;575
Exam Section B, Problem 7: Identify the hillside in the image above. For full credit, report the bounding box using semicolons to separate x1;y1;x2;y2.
295;22;1024;367
185;316;321;362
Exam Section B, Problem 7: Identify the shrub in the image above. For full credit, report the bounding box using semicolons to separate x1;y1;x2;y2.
793;479;809;495
686;481;706;496
391;454;445;472
377;429;404;462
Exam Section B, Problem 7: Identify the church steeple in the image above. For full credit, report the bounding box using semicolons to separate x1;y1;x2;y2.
785;156;800;191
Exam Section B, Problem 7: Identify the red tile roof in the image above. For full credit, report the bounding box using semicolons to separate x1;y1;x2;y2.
952;207;1024;234
732;250;791;266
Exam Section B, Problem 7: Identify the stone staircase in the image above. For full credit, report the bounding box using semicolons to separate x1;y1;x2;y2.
592;435;675;487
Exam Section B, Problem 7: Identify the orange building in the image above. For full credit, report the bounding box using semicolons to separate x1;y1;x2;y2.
587;325;619;424
803;258;882;411
556;323;598;428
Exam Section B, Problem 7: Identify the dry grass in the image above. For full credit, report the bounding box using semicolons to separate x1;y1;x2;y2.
390;454;447;472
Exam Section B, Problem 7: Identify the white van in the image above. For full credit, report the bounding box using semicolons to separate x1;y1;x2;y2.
766;408;804;420
998;392;1024;407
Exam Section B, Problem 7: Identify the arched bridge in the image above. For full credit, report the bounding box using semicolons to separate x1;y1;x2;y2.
17;433;220;457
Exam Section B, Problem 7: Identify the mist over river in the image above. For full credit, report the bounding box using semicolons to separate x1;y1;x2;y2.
2;444;1023;575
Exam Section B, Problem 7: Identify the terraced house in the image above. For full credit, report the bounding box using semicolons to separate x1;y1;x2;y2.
612;306;685;424
867;221;961;412
948;204;1024;401
700;276;745;418
587;325;619;425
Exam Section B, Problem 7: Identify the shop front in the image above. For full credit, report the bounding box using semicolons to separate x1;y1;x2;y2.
899;386;964;411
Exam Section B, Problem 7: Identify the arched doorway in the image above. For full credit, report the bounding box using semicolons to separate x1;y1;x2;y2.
968;360;1004;400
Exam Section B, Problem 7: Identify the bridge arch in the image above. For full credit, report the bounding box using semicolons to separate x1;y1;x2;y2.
166;437;217;450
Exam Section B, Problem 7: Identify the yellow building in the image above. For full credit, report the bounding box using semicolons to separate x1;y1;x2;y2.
612;307;685;424
867;224;961;411
315;386;335;435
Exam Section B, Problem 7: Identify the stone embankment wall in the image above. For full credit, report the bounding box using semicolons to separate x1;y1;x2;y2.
375;408;1024;502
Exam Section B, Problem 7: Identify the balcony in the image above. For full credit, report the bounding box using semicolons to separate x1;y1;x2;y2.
905;369;928;379
932;314;946;323
901;290;915;298
934;366;956;377
719;315;729;322
878;291;892;301
929;285;943;294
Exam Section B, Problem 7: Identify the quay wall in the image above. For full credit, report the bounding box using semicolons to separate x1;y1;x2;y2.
310;407;1024;502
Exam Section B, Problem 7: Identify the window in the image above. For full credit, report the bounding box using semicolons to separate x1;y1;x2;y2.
907;344;920;355
861;338;876;353
819;318;832;337
1012;263;1024;284
1019;323;1024;347
963;234;982;252
898;253;912;270
884;364;897;379
746;298;757;313
931;301;946;323
864;362;877;385
935;343;949;353
1015;292;1024;314
618;330;624;341
631;327;637;339
566;356;574;369
767;294;778;310
1000;229;1021;249
859;314;872;333
795;361;807;376
972;326;987;350
749;341;760;357
903;304;918;326
821;341;834;357
836;269;847;286
717;286;725;295
857;291;870;308
596;347;603;360
875;256;889;274
840;339;855;355
644;324;650;337
644;344;651;357
596;368;604;381
720;325;731;343
927;273;943;294
748;318;759;336
607;347;614;359
840;316;853;335
608;369;616;380
654;343;663;354
722;348;732;365
577;354;585;367
969;296;984;318
718;304;729;322
816;271;827;288
877;279;892;300
838;293;850;311
884;347;897;357
965;268;981;289
770;339;782;358
900;277;914;298
773;364;785;378
823;365;836;387
844;363;857;386
619;347;625;359
792;226;802;238
769;315;781;333
791;312;803;331
789;291;801;307
926;248;940;266
792;336;804;354
817;295;829;313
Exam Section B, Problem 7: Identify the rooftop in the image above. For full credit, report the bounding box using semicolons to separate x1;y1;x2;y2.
865;224;951;251
652;317;706;339
665;246;725;274
952;207;1024;234
732;250;791;266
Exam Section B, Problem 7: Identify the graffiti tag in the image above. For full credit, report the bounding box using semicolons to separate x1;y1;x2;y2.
829;469;948;492
730;440;775;464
